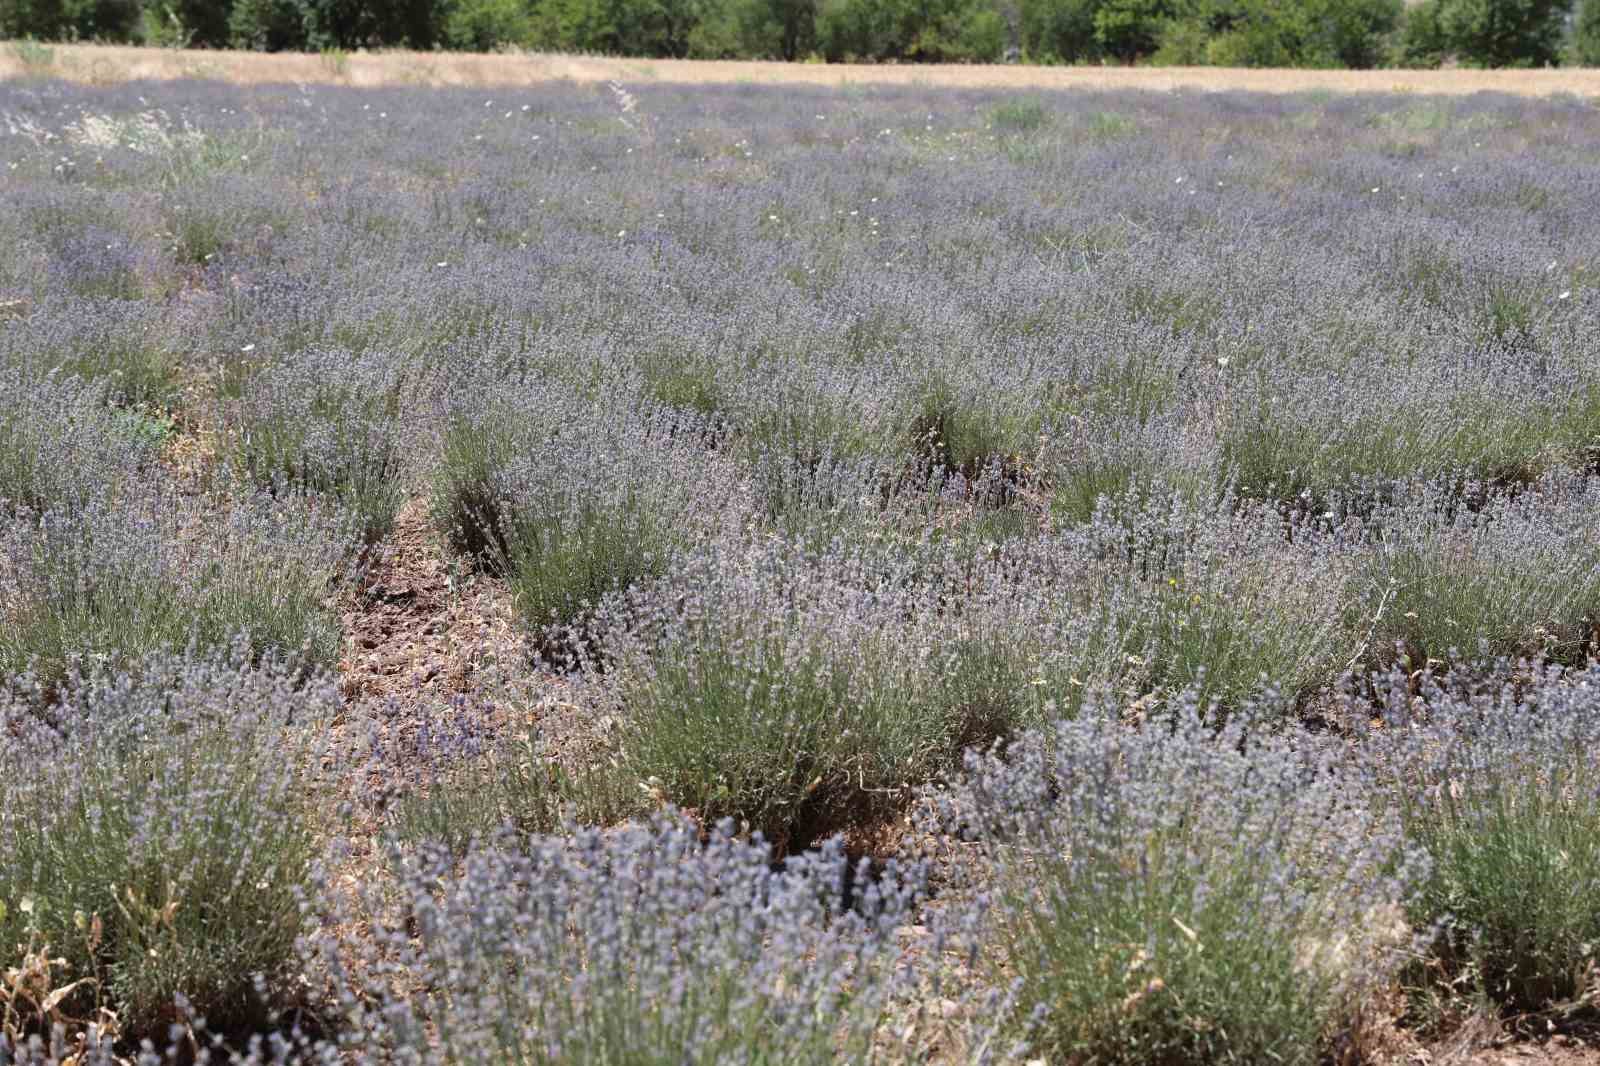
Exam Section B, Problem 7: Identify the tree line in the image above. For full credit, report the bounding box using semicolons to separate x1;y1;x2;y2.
3;0;1598;67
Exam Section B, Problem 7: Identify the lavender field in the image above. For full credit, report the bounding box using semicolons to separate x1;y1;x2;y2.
3;72;1600;1063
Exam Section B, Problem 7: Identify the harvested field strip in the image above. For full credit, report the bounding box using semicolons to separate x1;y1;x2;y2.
1;42;1599;96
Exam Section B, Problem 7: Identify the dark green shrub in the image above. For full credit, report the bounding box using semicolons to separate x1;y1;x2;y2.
1092;0;1185;58
815;0;1006;59
443;0;534;49
1020;0;1104;60
1150;0;1400;65
227;0;308;49
1395;0;1450;63
688;0;818;58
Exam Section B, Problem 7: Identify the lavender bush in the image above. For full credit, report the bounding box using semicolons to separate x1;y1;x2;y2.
433;383;742;631
0;297;180;410
0;370;155;515
581;535;1059;846
936;697;1424;1063
0;483;348;684
0;649;336;1039
316;816;927;1065
1367;663;1600;1016
1354;474;1600;670
225;344;412;543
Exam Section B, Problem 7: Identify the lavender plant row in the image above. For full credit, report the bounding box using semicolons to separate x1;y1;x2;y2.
4;72;1600;1061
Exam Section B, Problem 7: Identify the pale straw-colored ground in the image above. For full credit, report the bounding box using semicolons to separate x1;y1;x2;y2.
3;41;1600;96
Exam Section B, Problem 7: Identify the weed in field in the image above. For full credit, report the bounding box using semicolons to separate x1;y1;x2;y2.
1084;110;1139;139
7;40;54;74
382;702;637;853
989;96;1050;132
319;47;350;78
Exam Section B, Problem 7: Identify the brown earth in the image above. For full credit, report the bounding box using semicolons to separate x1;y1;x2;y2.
5;42;1600;97
337;496;521;707
331;497;607;821
1442;1030;1600;1066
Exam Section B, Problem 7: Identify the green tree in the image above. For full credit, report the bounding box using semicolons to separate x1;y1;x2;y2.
1019;0;1104;61
228;0;308;48
144;0;229;44
1569;0;1600;61
1395;0;1448;63
688;0;815;58
1437;0;1572;65
2;0;140;40
444;0;534;48
531;0;705;56
1306;0;1400;65
815;0;1005;60
934;1;1007;57
814;0;900;57
1092;0;1188;58
1150;0;1397;65
293;0;442;48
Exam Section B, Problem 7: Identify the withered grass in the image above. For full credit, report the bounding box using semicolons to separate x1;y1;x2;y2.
5;42;1600;96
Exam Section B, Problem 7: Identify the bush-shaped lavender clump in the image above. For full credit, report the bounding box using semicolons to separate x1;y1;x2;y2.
0;297;181;411
0;649;336;1038
0;371;157;516
226;345;411;544
1354;474;1600;670
937;699;1421;1064
1048;488;1353;716
322;816;922;1065
434;386;737;631
728;365;903;524
586;536;1055;847
0;483;347;683
1369;663;1600;1015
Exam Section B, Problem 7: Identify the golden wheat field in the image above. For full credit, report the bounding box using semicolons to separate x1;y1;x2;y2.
3;40;1600;95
